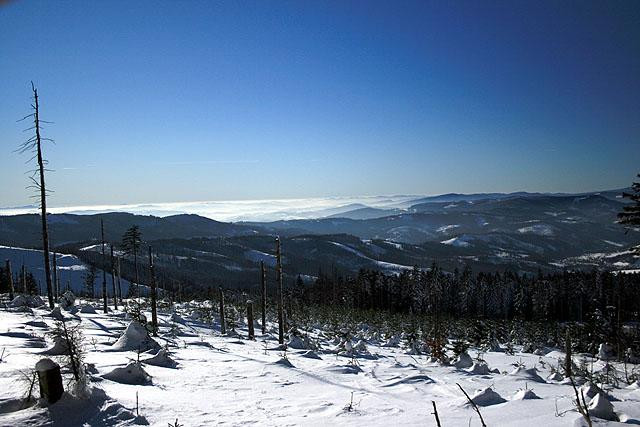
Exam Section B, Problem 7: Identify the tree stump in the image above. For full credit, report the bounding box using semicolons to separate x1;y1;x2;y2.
36;358;63;404
247;300;255;340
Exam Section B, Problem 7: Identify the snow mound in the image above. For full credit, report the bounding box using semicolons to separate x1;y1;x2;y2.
382;335;401;347
102;362;152;385
581;382;604;400
597;343;614;361
79;304;96;314
466;362;491;375
300;350;322;359
0;387;148;426
273;357;295;368
59;291;75;310
48;307;64;321
110;321;160;352
626;380;640;390
25;320;48;328
509;367;545;383
287;334;318;350
9;294;45;308
469;387;507;406
169;312;186;324
588;393;618;421
141;349;178;368
547;372;564;381
453;352;473;369
512;389;541;400
326;364;363;375
40;336;68;355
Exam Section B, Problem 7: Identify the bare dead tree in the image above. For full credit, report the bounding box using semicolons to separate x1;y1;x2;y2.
110;244;117;310
149;246;158;335
247;300;255;340
261;260;266;335
116;256;123;303
219;287;226;335
17;82;54;309
21;264;27;294
51;252;58;302
276;237;284;345
6;260;15;301
101;219;107;313
431;401;442;427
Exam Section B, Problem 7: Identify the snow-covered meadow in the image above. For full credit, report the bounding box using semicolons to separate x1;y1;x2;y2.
1;297;639;426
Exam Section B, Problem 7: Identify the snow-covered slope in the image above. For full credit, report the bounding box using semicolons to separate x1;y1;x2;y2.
0;246;134;297
1;302;638;426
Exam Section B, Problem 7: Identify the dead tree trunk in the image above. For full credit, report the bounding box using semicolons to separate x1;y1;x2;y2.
565;329;572;378
22;264;27;294
110;245;117;310
116;256;122;303
6;260;14;301
30;83;54;309
51;253;58;301
431;401;442;427
247;300;255;340
101;219;107;313
148;246;158;335
219;287;226;335
261;260;266;334
276;237;284;345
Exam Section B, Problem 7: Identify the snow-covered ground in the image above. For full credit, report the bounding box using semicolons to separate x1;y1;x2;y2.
1;300;639;426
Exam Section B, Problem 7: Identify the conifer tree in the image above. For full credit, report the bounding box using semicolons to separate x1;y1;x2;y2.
618;174;640;254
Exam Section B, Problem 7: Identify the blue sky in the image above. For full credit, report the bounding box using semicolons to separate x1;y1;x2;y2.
1;0;638;207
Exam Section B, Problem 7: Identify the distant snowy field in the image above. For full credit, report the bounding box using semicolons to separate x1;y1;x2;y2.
0;195;420;222
1;302;639;426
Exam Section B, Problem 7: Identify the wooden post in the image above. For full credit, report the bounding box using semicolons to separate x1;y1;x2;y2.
219;287;226;335
276;237;284;345
35;358;63;404
101;220;107;313
261;261;266;335
6;260;14;301
149;246;158;335
247;300;255;340
110;245;117;310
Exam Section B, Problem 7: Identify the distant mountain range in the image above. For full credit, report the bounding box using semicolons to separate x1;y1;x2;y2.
0;188;637;288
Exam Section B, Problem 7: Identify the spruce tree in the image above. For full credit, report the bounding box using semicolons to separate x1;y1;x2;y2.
618;174;640;254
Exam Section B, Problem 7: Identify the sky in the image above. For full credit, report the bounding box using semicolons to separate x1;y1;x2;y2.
1;0;639;208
